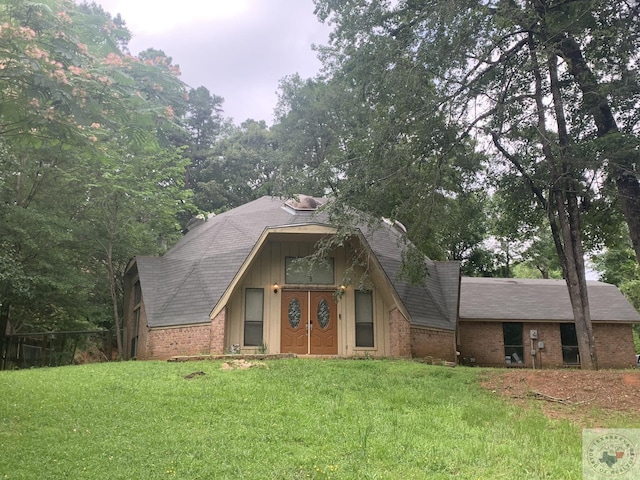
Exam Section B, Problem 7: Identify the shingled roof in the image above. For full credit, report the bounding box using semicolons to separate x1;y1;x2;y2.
134;196;460;331
459;277;640;323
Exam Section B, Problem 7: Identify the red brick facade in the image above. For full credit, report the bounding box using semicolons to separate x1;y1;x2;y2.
593;323;637;369
389;308;411;358
137;309;228;360
145;324;211;360
411;327;456;362
210;309;226;355
458;321;636;369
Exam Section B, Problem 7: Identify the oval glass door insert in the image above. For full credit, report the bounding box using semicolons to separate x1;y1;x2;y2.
288;298;301;329
317;299;330;329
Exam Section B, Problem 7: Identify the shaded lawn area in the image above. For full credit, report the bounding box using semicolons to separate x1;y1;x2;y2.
1;359;585;479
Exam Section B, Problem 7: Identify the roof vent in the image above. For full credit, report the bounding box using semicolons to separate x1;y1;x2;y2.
285;195;322;211
393;220;407;234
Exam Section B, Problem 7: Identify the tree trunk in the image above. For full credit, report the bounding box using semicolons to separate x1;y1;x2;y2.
546;50;598;369
615;171;640;266
524;31;597;368
548;191;598;369
106;238;123;357
0;302;9;362
558;35;640;266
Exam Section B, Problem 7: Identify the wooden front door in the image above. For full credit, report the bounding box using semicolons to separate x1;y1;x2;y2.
280;290;338;355
281;290;308;354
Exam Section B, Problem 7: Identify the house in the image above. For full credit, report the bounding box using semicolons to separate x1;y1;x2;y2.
123;196;460;361
458;277;640;369
123;195;640;368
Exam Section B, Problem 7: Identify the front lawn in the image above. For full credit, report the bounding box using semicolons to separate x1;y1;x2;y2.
1;359;586;479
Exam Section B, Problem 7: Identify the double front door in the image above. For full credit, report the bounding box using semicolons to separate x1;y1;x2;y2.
281;290;337;355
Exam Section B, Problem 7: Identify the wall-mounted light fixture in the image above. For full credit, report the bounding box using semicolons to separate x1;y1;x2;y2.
339;285;347;293
272;283;279;294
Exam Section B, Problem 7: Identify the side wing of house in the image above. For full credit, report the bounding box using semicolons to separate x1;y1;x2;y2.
457;278;639;369
123;259;215;360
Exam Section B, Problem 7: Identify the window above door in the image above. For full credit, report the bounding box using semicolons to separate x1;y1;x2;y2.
285;257;334;285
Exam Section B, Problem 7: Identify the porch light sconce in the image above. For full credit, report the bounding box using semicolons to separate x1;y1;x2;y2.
272;283;279;294
339;285;347;293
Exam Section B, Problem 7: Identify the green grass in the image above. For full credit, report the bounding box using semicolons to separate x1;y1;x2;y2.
0;359;604;479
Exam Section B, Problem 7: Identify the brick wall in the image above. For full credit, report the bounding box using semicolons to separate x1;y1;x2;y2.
458;320;636;369
459;321;569;368
145;324;211;360
594;323;636;369
136;309;228;360
410;327;456;362
389;308;411;358
533;323;563;368
210;309;226;355
458;321;505;367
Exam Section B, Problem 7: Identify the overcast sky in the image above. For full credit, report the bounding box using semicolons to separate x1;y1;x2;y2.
91;0;332;124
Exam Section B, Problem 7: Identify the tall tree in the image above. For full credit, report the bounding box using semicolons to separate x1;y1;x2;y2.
0;0;192;355
274;74;346;198
185;85;223;150
311;0;640;368
274;67;488;264
183;85;224;194
193;119;281;213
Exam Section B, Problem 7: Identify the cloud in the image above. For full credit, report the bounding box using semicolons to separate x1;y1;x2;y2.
98;0;252;35
90;0;331;123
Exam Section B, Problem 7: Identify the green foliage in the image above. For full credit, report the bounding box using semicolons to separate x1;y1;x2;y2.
592;242;640;313
274;56;489;269
185;85;223;149
0;359;594;479
621;281;640;314
192;119;281;213
593;244;640;288
0;0;193;343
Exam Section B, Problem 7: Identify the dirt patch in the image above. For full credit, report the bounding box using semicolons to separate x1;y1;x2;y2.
221;359;267;370
480;369;640;426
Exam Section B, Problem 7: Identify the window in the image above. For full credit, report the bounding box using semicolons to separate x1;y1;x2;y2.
130;308;140;358
131;281;141;358
503;323;524;365
355;290;374;347
285;257;334;285
244;288;264;346
133;281;142;305
560;323;580;365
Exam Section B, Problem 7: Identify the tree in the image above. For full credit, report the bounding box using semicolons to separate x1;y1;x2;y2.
274;74;346;198
593;241;640;310
185;86;224;150
181;85;224;201
274;66;488;264
193;119;281;213
311;0;640;368
80;140;189;354
0;0;193;356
